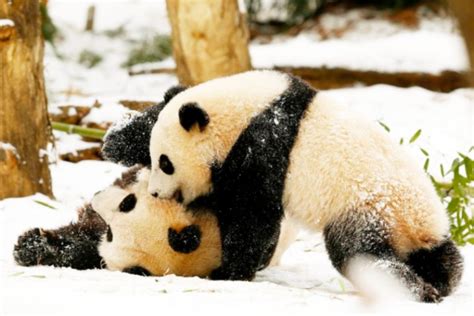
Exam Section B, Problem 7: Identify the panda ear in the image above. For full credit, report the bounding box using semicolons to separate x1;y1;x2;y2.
163;85;187;104
179;102;209;132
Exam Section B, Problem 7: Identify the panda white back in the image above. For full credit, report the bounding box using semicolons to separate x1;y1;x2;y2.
284;92;449;254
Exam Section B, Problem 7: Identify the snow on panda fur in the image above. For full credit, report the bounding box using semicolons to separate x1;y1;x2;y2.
14;165;294;276
147;70;463;301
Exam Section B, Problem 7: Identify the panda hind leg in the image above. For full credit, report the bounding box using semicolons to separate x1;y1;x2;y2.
406;238;463;297
323;211;442;303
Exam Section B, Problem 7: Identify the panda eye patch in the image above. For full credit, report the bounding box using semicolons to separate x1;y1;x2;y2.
159;154;174;175
119;194;137;213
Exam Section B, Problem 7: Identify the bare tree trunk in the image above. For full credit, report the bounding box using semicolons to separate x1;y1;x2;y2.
449;0;474;85
0;0;53;199
166;0;252;86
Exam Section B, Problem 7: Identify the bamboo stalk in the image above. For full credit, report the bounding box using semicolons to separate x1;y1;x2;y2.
52;122;105;140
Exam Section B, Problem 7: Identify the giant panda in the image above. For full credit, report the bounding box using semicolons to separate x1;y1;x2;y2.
147;70;463;302
14;165;294;276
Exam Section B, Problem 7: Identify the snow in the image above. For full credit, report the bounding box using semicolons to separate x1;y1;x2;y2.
0;142;20;160
1;1;472;314
81;102;130;126
53;131;100;156
251;30;469;73
0;19;14;27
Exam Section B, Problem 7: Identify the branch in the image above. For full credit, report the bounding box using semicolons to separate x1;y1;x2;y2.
51;122;105;140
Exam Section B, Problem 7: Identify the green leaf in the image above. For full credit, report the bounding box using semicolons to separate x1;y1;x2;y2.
34;200;56;210
377;121;391;132
420;148;429;156
399;138;404;145
338;279;346;293
409;129;422;143
440;164;445;177
423;158;430;171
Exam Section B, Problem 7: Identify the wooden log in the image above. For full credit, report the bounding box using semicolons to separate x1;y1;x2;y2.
0;0;53;199
166;0;251;85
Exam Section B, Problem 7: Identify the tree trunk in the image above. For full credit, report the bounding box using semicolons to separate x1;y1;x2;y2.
449;0;474;85
0;0;53;199
166;0;252;86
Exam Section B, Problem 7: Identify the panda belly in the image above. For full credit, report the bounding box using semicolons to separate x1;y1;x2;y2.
283;93;450;256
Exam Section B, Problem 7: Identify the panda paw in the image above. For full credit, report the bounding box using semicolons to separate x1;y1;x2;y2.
209;266;256;281
13;228;58;267
420;283;443;303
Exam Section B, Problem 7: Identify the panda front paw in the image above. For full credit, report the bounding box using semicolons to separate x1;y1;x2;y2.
420;283;442;303
13;228;58;267
209;266;256;281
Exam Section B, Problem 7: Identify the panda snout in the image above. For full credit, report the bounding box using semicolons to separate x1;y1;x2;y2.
150;192;159;198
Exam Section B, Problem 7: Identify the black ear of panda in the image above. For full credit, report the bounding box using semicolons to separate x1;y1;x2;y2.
179;102;209;132
168;225;202;254
163;85;187;104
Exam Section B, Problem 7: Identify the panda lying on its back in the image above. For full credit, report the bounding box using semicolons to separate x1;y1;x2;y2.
14;165;220;276
94;165;222;276
147;70;463;302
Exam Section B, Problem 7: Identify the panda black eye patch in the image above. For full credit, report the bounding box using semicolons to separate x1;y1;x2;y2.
159;154;174;175
119;194;137;213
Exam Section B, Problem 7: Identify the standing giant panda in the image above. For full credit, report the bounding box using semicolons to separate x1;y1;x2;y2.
147;70;463;302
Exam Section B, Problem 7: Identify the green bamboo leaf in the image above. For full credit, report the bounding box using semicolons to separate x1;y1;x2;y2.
399;138;404;145
34;200;56;210
420;148;429;156
409;129;422;143
423;158;430;171
440;164;445;177
377;121;390;132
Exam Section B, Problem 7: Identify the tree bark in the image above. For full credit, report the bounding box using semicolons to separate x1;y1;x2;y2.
166;0;252;86
449;0;474;86
0;0;53;199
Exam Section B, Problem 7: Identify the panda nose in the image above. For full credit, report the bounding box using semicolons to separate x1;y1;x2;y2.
151;192;159;198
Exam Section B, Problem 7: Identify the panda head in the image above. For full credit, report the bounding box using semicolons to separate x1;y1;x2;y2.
148;70;290;204
91;166;221;276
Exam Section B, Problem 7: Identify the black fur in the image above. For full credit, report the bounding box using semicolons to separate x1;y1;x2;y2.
122;266;151;276
119;193;137;213
101;85;186;167
323;211;458;303
168;225;202;253
101;103;164;167
113;165;142;189
159;154;174;175
190;75;316;280
406;239;463;297
164;85;187;104
106;225;113;242
13;205;106;270
179;102;210;131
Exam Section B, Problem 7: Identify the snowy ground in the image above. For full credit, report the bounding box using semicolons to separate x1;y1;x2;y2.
1;1;473;315
0;160;472;315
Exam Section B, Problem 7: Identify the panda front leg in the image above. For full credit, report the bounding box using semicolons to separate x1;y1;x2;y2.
210;215;281;281
13;205;107;270
323;211;442;303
